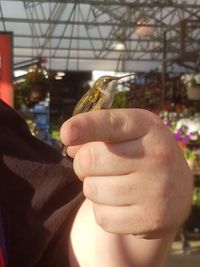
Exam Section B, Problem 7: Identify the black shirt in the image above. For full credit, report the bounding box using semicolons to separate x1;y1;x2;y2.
0;100;83;267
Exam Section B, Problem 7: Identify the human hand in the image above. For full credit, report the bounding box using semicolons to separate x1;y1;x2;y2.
60;109;193;238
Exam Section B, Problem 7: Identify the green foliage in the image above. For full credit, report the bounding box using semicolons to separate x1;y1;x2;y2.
193;187;200;208
184;148;197;161
14;68;48;109
112;91;128;108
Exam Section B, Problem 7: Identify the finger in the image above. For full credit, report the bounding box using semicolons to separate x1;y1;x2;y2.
93;203;164;236
73;140;144;179
60;109;159;146
67;145;82;158
83;173;154;206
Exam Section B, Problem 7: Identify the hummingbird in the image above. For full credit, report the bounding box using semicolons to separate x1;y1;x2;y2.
73;73;134;116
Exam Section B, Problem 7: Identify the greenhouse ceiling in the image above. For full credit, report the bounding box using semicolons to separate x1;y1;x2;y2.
0;0;200;72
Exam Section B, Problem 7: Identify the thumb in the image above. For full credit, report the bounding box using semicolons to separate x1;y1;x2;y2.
67;145;82;158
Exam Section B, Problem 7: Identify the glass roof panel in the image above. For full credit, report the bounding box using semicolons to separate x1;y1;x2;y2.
0;0;199;72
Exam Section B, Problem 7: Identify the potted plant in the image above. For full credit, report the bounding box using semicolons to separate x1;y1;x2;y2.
14;66;49;109
181;73;200;100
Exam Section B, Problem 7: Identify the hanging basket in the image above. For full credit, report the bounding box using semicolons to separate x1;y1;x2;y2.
187;86;200;100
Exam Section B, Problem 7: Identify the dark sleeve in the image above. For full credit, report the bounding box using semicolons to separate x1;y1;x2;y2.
0;100;84;267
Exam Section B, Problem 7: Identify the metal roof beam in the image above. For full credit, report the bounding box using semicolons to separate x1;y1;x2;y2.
14;34;165;43
0;17;166;27
9;0;200;9
14;54;162;62
14;45;168;53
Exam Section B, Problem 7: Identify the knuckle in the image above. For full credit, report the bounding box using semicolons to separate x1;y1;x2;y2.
151;210;164;230
74;145;95;178
149;111;164;126
83;178;97;200
155;180;171;202
93;205;110;230
147;144;171;169
145;115;173;167
155;145;171;166
156;145;171;165
135;202;168;235
142;207;166;236
108;110;124;138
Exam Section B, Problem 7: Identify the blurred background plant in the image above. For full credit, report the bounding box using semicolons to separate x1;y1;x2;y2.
14;66;49;109
112;91;128;108
193;187;200;209
181;73;200;88
159;103;200;173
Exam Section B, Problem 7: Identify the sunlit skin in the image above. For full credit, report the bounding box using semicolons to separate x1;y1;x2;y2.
60;109;193;267
60;74;193;267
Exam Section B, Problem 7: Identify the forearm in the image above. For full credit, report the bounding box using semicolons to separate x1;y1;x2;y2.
69;199;176;267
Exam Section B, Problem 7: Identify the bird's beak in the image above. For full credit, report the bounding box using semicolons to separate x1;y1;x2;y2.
107;73;134;91
117;73;134;81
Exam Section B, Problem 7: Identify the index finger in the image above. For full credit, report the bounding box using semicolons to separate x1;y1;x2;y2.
60;108;160;146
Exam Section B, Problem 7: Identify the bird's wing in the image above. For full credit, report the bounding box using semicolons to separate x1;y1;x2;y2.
73;89;102;116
